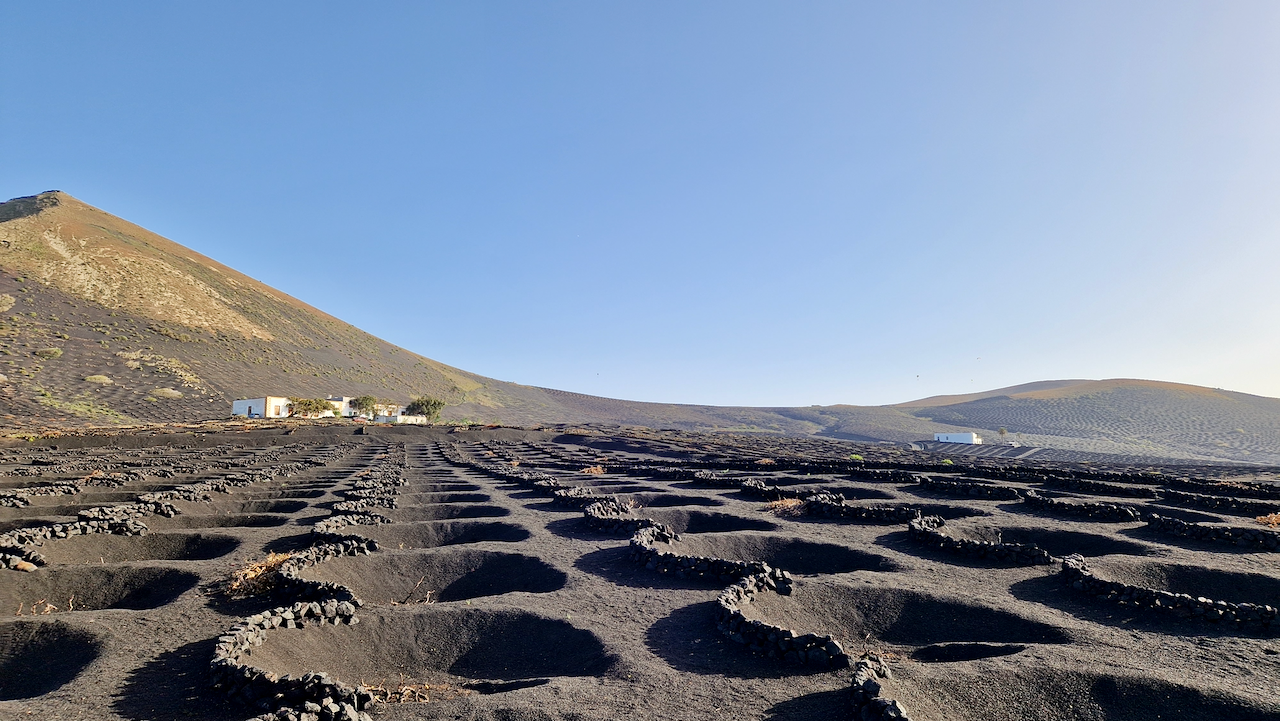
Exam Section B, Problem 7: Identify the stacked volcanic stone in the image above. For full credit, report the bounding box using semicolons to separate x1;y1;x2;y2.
803;494;922;524
313;513;390;537
583;498;676;536
714;570;848;667
551;486;602;508
299;442;360;468
1060;555;1278;629
1037;477;1156;499
441;444;565;491
849;655;912;720
271;539;374;603
846;467;916;483
211;600;373;721
628;526;773;582
0;481;82;507
0;547;43;571
140;469;273;504
623;465;705;482
1159;490;1280;517
1167;477;1280;501
685;471;746;489
1022;490;1143;522
738;479;802;501
84;470;149;487
82;499;179;522
1145;514;1280;551
333;446;406;512
917;477;1021;500
907;516;1052;566
0;512;149;554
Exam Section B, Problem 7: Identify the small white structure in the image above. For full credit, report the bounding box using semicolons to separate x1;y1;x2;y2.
233;395;411;421
325;396;355;417
378;414;429;425
935;432;983;445
232;397;293;419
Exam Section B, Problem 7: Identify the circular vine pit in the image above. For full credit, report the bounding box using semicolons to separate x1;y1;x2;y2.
627;493;723;508
0;503;101;519
397;492;492;505
193;499;308;515
945;524;1153;557
27;492;137;505
910;642;1027;663
34;532;241;564
0;620;103;700
643;509;779;534
738;581;1071;649
235;489;326;500
251;607;617;687
889;666;1277;721
297;549;566;603
348;521;531;550
401;483;484;493
660;533;900;575
147;513;289;530
383;505;511;522
803;484;894;500
0;566;199;611
1084;559;1280;607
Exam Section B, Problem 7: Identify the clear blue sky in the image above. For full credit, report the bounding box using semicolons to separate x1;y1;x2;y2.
4;2;1279;406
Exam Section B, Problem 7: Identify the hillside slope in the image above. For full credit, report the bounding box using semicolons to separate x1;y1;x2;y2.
2;192;1279;464
898;379;1280;463
0;192;519;422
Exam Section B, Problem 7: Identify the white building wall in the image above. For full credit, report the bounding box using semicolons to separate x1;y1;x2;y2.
934;432;983;445
232;396;293;418
379;414;429;425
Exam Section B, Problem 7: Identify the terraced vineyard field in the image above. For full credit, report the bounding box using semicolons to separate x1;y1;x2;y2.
1;423;1278;720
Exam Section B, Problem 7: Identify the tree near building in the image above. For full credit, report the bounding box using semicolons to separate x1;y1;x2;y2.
349;395;379;418
288;397;334;418
405;396;445;422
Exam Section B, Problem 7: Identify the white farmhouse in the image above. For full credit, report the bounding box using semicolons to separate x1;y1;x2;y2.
325;396;355;417
372;402;406;423
232;396;293;419
934;432;983;445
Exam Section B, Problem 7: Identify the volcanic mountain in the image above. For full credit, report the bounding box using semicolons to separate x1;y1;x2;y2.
2;191;1279;464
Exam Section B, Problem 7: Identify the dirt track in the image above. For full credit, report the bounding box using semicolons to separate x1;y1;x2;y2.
1;423;1278;720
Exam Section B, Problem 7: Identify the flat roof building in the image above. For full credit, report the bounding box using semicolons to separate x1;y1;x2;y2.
934;432;983;445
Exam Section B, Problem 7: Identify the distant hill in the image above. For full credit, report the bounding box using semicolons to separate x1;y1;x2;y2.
893;379;1280;464
3;192;1279;464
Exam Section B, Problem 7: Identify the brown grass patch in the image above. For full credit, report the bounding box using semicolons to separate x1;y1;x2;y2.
15;597;72;616
362;674;474;704
1256;513;1280;528
580;465;605;475
765;498;805;517
225;551;295;597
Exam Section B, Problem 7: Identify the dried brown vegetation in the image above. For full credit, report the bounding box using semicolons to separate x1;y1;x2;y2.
362;675;474;704
225;552;296;597
1256;513;1280;528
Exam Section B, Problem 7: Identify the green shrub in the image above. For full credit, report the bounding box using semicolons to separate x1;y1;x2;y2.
151;387;184;399
287;397;334;417
405;396;445;421
34;348;62;360
84;375;113;385
349;395;379;417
